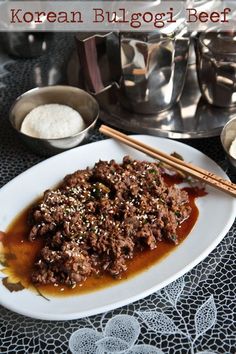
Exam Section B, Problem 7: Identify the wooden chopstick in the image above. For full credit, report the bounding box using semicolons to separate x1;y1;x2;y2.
99;124;236;197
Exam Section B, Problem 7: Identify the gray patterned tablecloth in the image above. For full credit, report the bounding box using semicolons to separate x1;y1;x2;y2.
0;34;235;354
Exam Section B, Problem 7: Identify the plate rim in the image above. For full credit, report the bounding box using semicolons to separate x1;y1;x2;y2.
0;135;236;321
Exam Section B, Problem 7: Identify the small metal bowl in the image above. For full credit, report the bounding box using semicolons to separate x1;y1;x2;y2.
9;86;99;156
220;117;236;170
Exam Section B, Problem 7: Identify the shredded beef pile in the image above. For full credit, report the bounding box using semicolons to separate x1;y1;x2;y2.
29;156;191;287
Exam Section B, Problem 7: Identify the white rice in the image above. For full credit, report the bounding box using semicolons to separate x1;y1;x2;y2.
20;104;85;139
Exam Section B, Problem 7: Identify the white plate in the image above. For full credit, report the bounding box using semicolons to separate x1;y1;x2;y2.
0;136;235;321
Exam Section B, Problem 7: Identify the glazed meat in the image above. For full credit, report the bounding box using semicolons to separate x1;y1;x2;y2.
29;156;191;287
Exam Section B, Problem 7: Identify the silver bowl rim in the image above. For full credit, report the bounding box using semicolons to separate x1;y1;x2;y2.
9;85;99;141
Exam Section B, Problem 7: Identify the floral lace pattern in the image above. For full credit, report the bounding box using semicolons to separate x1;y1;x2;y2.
69;278;219;354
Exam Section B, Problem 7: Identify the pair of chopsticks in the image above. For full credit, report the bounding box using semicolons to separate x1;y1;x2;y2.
99;125;236;197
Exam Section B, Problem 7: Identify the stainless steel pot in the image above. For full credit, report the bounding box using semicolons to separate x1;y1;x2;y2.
196;31;236;108
119;30;190;114
0;32;53;58
75;28;190;114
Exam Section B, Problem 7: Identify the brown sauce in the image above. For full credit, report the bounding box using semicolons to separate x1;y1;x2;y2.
1;176;207;297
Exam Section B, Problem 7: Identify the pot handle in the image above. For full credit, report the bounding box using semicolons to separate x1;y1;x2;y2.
75;32;120;94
